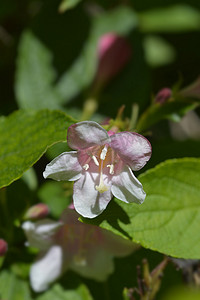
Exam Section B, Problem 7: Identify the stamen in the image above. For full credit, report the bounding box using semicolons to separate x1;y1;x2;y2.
100;146;108;160
83;164;89;170
107;164;114;175
95;173;109;193
92;155;99;166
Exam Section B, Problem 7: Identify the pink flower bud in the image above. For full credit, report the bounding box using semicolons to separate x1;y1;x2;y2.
95;33;132;86
0;239;8;257
155;88;172;104
24;203;49;220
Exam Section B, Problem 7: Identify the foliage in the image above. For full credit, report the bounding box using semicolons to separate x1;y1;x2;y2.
1;0;200;299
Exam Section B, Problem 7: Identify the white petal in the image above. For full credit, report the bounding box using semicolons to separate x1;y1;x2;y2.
111;166;146;204
73;172;112;218
67;121;109;150
30;246;65;292
43;151;82;181
22;220;62;250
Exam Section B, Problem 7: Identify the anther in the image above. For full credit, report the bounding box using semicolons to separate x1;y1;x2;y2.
83;164;89;170
92;156;99;166
107;164;114;175
100;146;108;160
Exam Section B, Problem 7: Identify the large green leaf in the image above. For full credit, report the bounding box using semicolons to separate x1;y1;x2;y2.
84;158;200;259
139;5;200;33
0;110;74;188
37;283;93;300
15;31;62;110
56;6;138;103
0;270;32;300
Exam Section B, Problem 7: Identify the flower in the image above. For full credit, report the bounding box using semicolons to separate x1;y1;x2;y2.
43;121;151;218
22;208;136;292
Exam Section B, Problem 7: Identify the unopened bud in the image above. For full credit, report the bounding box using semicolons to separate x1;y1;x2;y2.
0;239;8;257
24;203;49;220
95;33;131;86
155;88;172;104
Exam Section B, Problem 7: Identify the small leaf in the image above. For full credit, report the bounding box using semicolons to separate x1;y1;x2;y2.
15;31;62;110
84;158;200;259
37;283;93;300
0;110;74;188
143;35;175;67
59;0;82;13
0;270;32;300
139;5;200;32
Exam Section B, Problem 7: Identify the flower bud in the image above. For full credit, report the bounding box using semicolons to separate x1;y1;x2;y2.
155;88;172;104
95;33;132;86
0;239;8;257
24;203;49;220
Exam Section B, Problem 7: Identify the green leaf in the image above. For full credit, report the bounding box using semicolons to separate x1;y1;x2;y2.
0;270;32;300
161;286;200;300
15;31;62;110
139;5;200;33
136;100;197;133
143;35;175;67
0;109;74;188
59;0;82;13
37;283;93;300
38;181;72;218
56;6;138;103
84;158;200;259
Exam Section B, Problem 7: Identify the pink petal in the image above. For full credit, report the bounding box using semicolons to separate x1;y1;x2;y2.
73;172;112;218
30;246;66;292
110;132;151;171
111;166;146;204
43;151;82;181
67;121;109;150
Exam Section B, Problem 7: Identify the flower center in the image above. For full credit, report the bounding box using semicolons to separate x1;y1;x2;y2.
80;144;122;193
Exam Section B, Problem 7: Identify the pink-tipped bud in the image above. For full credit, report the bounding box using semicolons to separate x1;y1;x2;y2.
0;239;8;257
24;203;49;220
95;33;132;85
179;77;200;99
155;88;172;104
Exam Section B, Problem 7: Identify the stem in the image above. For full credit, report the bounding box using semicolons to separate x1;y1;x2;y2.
80;97;98;121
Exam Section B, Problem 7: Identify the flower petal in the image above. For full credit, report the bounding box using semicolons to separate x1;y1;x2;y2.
22;220;62;250
111;166;146;204
67;121;109;150
70;248;114;281
43;151;82;181
30;245;67;292
73;172;112;218
110;132;151;171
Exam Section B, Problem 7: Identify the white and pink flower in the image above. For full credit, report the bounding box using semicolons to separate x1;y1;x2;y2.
22;208;135;292
43;121;151;218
